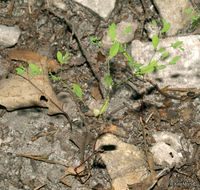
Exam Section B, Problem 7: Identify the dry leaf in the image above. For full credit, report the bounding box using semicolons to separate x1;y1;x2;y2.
0;56;63;115
8;49;60;73
97;51;106;63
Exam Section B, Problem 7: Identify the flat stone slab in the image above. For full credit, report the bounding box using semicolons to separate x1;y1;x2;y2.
73;0;116;19
131;35;200;88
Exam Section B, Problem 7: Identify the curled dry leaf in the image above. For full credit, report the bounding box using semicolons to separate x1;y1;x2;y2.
0;56;63;115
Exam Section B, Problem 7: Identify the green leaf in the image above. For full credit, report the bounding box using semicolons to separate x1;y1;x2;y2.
109;23;116;42
138;64;156;75
57;51;63;63
160;23;170;34
156;65;166;70
63;52;69;59
190;14;198;21
161;51;169;59
184;9;192;13
124;26;132;34
157;47;166;53
29;63;42;74
99;96;109;115
162;18;167;24
149;60;158;66
90;37;102;47
50;73;61;81
171;41;183;48
119;43;126;53
16;66;26;75
90;37;97;43
152;34;159;50
160;19;170;34
109;42;120;57
152;19;157;26
169;56;179;65
104;74;112;89
73;83;82;100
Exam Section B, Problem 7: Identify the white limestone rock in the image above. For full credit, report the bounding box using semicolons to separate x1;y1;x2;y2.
131;35;200;88
73;0;116;19
0;25;21;48
153;0;194;36
96;134;149;190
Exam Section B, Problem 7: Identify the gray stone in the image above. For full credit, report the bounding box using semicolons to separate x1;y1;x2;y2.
0;59;9;80
0;25;21;48
52;0;67;10
131;35;200;88
73;0;116;19
151;132;193;168
145;21;160;39
102;21;138;49
153;0;193;36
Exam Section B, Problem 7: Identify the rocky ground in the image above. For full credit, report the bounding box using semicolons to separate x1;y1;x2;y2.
0;0;200;190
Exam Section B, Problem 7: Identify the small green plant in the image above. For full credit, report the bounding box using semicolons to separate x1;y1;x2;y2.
16;63;42;76
185;8;200;29
51;51;83;101
90;37;102;47
90;18;183;116
16;51;83;101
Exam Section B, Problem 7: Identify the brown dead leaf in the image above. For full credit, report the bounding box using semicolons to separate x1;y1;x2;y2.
91;83;102;101
8;49;60;73
97;51;106;63
0;56;63;115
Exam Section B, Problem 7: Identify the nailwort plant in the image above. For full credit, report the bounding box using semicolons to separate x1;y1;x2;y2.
90;18;183;116
16;18;183;117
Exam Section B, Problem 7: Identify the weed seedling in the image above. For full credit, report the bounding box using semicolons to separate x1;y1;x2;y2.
90;18;183;116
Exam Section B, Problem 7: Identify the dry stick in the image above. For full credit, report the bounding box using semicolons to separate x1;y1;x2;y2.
147;167;170;190
33;183;47;190
18;153;70;167
18;75;72;129
146;79;183;100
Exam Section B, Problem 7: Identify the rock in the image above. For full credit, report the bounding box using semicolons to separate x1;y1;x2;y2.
73;0;116;20
153;0;193;36
102;21;138;49
52;0;67;10
150;132;193;168
0;59;9;80
145;21;160;39
0;25;21;48
131;35;200;88
96;134;149;190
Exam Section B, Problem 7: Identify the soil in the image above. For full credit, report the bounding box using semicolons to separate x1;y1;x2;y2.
0;0;200;190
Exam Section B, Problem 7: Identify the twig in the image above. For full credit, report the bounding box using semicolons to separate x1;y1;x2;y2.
146;167;170;190
17;154;70;167
146;78;183;100
33;183;47;190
